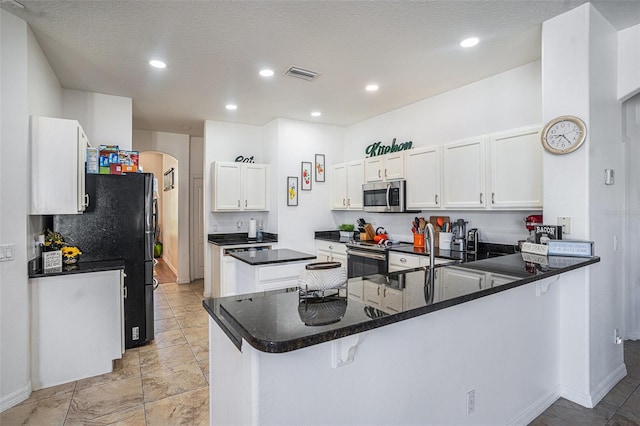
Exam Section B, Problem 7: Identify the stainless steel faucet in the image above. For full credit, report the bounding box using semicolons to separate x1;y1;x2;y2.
423;222;435;289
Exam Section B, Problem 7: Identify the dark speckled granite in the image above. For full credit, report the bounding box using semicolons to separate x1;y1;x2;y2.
208;232;278;246
203;253;600;353
29;259;125;278
229;249;316;266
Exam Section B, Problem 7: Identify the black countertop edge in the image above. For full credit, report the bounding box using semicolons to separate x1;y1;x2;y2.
229;249;316;266
203;254;600;354
207;232;278;246
28;259;125;279
203;300;243;350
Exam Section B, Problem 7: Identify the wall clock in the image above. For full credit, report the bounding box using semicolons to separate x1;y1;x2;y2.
540;115;587;154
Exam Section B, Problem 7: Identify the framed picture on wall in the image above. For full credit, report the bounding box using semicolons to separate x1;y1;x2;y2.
287;176;298;206
301;161;312;190
315;154;325;182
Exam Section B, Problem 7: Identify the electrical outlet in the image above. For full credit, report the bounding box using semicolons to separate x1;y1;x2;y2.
132;327;140;340
466;390;475;415
557;217;571;235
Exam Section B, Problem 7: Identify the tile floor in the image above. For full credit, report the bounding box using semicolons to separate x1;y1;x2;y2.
2;272;639;425
1;277;210;425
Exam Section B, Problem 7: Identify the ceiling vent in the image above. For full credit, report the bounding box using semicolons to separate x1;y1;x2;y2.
284;66;321;81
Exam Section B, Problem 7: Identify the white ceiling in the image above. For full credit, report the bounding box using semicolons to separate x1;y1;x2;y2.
3;0;639;137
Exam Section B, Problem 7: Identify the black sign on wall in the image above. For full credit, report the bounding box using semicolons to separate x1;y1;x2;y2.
235;155;255;163
365;138;413;157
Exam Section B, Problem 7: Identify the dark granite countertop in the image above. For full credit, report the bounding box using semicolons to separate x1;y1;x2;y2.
208;232;278;246
229;248;316;266
203;253;599;353
388;245;466;261
29;259;125;279
314;230;352;243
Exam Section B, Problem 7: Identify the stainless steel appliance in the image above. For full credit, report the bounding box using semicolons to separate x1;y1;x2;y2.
54;173;157;349
451;219;468;252
346;240;391;278
466;228;479;253
362;180;416;213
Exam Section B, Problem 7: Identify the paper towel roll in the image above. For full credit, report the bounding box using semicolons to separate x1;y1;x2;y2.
248;218;257;238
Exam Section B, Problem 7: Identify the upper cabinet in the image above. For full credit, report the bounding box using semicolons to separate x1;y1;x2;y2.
331;160;364;210
488;126;543;209
364;152;405;182
211;162;269;212
442;136;487;209
30;116;91;215
405;146;441;210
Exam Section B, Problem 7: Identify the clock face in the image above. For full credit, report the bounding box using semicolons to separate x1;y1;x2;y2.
541;116;586;154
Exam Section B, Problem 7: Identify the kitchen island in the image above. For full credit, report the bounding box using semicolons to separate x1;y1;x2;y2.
204;253;600;425
230;248;316;294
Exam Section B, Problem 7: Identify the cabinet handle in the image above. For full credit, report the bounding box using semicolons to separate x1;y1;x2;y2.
384;288;387;297
343;198;346;206
435;194;439;205
479;278;483;289
123;286;128;299
378;170;381;178
347;198;351;207
237;200;240;208
377;286;380;296
491;192;495;204
245;200;248;207
480;193;484;204
384;169;388;177
400;258;406;263
84;193;90;208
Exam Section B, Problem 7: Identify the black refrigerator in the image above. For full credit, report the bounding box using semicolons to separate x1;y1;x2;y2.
54;173;157;349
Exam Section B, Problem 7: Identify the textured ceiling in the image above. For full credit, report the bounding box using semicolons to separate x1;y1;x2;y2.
3;0;639;137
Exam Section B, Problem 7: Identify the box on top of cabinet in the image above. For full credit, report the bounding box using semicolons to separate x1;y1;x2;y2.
86;148;99;174
99;145;119;174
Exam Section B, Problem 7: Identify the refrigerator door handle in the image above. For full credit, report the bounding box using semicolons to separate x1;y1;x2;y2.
153;278;159;290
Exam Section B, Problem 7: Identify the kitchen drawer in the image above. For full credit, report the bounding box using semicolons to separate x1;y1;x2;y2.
315;240;347;255
389;252;421;269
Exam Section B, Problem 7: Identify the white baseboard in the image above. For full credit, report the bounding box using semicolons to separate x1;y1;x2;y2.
0;382;31;413
590;363;628;407
507;389;560;426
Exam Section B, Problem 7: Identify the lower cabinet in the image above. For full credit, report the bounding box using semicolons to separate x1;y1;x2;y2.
388;252;455;272
439;266;512;299
315;240;347;268
362;280;404;314
30;269;124;390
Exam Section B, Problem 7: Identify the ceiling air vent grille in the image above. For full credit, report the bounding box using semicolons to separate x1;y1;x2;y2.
284;66;320;81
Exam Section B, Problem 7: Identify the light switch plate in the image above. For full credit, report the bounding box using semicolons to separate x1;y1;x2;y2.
557;217;571;235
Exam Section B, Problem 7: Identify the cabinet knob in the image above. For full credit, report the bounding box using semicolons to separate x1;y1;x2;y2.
479;193;484;204
491;192;495;204
400;258;406;263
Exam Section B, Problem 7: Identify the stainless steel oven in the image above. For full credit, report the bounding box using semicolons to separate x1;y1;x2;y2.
346;242;388;278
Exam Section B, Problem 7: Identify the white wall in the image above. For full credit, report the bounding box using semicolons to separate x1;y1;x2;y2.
63;90;132;149
162;154;179;275
342;61;543;245
618;24;640;101
140;152;165;233
133;130;190;283
0;9;31;411
542;3;625;407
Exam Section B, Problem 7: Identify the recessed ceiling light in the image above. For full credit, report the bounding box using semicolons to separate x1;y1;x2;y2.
259;69;274;77
366;84;379;92
311;111;322;117
460;37;479;48
226;104;238;110
149;59;167;69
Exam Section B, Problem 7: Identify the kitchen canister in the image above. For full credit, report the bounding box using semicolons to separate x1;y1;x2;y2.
438;232;453;250
413;233;424;247
248;218;257;239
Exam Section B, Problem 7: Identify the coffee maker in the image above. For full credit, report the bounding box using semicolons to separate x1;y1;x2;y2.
451;219;468;252
466;228;479;253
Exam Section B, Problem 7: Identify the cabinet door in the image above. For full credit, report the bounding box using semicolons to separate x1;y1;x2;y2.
363;281;382;308
221;256;237;296
406;146;441;209
443;137;486;208
489;126;542;209
31;116;88;215
382;287;403;313
331;163;348;209
388;252;421;272
383;152;405;180
364;157;384;182
243;164;268;210
331;253;347;269
316;250;332;263
213;162;242;211
346;160;364;209
439;267;486;299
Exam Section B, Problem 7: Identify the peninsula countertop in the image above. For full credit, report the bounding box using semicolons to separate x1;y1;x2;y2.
228;248;316;266
203;253;599;353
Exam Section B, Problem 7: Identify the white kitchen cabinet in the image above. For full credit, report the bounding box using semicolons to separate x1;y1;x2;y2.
488;126;543;209
364;152;405;182
211;162;269;212
442;136;487;209
331;160;364;210
388;252;456;272
210;242;276;297
315;240;347;268
30;269;124;390
405;146;442;209
362;280;404;314
439;266;487;299
30;116;91;215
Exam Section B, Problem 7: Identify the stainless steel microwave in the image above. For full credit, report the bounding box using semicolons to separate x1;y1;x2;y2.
362;180;414;213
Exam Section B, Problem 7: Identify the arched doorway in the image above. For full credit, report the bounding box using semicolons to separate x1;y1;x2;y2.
140;151;179;283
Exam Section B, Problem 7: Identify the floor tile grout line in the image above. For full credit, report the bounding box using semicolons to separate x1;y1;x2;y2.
62;380;77;425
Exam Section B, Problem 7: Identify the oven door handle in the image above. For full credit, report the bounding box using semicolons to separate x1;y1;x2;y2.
347;249;387;261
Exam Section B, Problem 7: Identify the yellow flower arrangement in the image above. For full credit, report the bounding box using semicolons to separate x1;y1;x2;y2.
61;246;82;259
44;229;66;251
